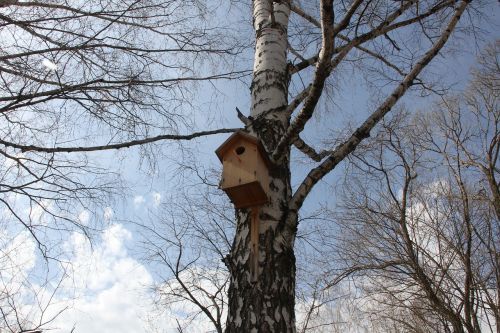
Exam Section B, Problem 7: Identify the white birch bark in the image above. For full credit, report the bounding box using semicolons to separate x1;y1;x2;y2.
225;1;296;332
250;1;290;118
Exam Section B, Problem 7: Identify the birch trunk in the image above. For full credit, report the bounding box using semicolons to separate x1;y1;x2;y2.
224;1;297;332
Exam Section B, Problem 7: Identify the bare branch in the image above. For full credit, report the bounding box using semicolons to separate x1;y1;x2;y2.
293;137;330;162
0;128;239;153
272;0;364;161
290;0;471;212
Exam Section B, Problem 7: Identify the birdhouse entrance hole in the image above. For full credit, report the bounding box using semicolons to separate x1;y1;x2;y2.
235;146;245;155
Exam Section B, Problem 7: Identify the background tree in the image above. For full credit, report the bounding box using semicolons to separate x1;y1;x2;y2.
142;178;233;333
0;0;244;330
0;216;68;333
0;0;243;253
328;41;499;332
0;0;496;332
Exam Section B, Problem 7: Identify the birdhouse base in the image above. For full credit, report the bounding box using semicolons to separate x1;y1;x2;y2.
222;181;268;209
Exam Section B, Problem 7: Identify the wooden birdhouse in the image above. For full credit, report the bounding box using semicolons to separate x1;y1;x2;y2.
215;131;271;208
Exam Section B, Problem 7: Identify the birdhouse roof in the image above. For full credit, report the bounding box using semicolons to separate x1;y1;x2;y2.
215;131;272;167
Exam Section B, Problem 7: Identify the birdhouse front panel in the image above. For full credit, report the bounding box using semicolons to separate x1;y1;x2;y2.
215;131;270;208
220;139;258;189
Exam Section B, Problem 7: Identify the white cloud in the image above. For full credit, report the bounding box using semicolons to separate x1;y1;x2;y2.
103;207;114;221
133;195;145;206
25;199;53;226
53;224;222;332
0;230;36;282
154;267;227;333
77;210;90;225
0;230;43;331
42;59;58;71
151;192;161;207
49;224;156;332
0;223;218;333
2;152;24;168
101;223;131;257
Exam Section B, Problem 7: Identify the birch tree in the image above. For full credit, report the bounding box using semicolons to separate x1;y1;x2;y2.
0;0;492;332
224;1;475;331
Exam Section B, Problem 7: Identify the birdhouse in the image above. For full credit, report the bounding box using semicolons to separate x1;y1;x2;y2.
215;131;271;208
